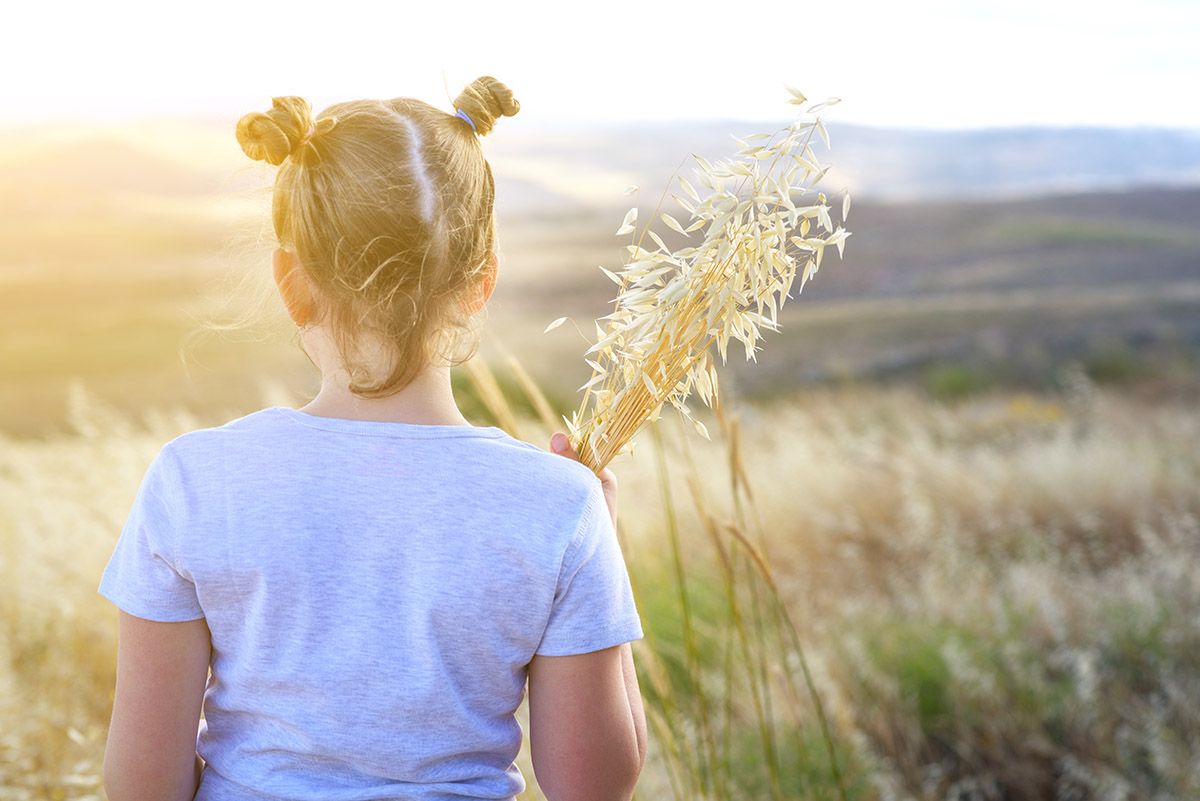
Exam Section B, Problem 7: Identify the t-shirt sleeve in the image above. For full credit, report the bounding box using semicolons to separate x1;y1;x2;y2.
535;478;644;656
97;444;204;622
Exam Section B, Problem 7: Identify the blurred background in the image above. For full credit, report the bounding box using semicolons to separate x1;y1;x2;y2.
2;0;1198;799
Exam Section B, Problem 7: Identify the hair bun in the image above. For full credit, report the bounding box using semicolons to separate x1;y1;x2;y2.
236;96;318;165
453;76;520;137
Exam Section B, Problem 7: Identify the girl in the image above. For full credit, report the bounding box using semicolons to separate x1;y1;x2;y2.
97;76;647;801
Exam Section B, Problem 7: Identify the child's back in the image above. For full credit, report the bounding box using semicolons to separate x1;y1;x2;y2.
98;77;646;801
100;405;643;800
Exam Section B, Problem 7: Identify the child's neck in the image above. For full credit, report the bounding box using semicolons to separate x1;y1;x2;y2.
299;365;472;427
295;326;473;427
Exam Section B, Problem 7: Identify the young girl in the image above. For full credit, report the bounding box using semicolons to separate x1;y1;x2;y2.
97;76;647;801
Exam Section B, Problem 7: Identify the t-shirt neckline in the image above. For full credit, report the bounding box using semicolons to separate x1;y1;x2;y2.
270;406;507;439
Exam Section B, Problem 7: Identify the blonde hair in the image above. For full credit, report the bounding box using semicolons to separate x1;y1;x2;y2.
235;77;520;399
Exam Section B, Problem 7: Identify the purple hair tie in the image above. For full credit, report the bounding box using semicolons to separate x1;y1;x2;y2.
455;108;477;133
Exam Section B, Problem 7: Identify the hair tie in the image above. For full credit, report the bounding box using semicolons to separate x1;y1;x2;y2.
295;123;317;154
454;108;477;134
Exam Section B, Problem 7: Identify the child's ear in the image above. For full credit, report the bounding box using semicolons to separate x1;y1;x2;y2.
481;253;498;303
461;254;498;315
272;247;316;327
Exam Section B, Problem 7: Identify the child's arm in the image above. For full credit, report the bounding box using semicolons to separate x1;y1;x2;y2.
103;611;211;801
528;644;645;801
538;433;647;798
619;640;648;771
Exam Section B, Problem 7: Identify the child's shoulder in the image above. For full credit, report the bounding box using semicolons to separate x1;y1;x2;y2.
487;432;601;491
159;407;280;452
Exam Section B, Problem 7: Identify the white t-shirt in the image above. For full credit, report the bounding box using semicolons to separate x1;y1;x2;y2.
98;405;644;801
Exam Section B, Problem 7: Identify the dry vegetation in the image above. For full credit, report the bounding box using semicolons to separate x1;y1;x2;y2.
561;100;851;470
2;366;1196;800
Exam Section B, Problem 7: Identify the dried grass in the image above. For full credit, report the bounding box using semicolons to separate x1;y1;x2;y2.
3;379;1199;800
545;88;852;472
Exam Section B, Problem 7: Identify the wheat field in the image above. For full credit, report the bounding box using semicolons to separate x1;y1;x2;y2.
2;367;1197;801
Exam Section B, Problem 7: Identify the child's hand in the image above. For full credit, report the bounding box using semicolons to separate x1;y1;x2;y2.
550;432;618;528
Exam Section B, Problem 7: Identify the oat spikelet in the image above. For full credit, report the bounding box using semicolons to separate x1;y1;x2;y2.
559;89;852;472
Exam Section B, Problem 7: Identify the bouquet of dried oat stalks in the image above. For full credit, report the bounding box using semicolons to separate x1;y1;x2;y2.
546;87;851;472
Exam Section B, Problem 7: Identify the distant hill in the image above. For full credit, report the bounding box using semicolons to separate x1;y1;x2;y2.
3;118;1197;215
495;183;1200;402
826;123;1200;200
0;136;215;197
487;121;1200;207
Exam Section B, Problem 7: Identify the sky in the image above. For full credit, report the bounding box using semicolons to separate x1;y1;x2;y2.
3;0;1197;130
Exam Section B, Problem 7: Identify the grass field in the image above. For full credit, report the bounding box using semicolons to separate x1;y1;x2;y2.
2;376;1197;800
